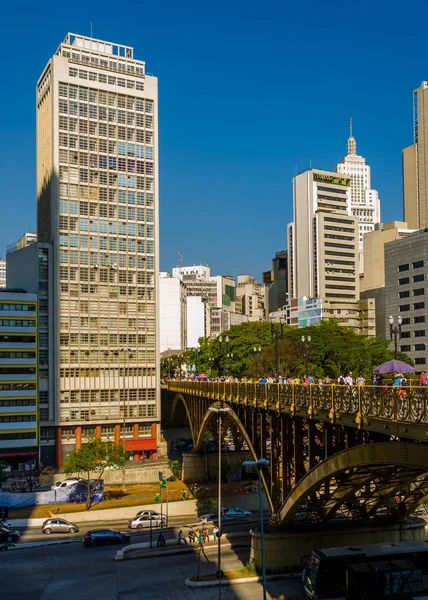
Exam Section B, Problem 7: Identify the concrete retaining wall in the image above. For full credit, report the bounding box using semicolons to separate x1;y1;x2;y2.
250;518;426;573
52;462;172;486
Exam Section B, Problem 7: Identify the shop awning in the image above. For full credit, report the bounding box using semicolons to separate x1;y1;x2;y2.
125;439;157;451
0;451;37;458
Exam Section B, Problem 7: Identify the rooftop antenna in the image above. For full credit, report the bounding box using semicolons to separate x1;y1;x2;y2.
178;249;183;269
350;115;353;138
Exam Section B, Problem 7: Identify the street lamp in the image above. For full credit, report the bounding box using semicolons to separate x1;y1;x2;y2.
167;357;172;379
227;352;233;377
270;318;285;382
209;356;215;377
253;346;261;378
389;315;402;360
208;404;231;597
242;458;270;600
301;335;311;377
218;335;229;378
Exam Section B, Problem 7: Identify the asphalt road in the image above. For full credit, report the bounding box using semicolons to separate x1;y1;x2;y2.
0;534;305;600
16;514;268;544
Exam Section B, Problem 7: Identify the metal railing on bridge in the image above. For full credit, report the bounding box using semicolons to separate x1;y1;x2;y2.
168;381;428;436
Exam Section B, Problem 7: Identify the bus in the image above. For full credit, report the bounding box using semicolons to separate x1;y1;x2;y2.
304;539;428;599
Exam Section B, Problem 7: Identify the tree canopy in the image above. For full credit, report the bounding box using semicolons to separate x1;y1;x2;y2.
63;439;127;509
183;319;411;380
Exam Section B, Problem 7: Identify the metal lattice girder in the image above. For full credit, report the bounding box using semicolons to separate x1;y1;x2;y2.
278;442;428;526
169;384;428;525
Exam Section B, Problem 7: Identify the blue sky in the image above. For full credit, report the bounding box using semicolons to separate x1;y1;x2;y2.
0;0;425;279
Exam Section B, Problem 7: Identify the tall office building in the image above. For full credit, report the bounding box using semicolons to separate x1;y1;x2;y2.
36;34;159;465
334;121;381;273
402;81;428;230
288;169;359;301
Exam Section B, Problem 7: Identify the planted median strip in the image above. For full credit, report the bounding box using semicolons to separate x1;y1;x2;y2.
185;562;299;587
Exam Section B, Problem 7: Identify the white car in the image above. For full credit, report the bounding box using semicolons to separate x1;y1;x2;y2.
51;478;84;491
128;514;166;529
222;507;252;517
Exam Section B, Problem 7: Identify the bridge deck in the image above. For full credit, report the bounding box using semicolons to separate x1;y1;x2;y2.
168;381;428;441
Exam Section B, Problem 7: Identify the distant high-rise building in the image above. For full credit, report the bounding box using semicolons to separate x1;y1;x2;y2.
334;120;381;273
288;169;359;301
36;33;159;465
262;250;288;311
159;273;187;353
173;265;236;336
236;274;266;321
0;259;6;288
402;81;428;230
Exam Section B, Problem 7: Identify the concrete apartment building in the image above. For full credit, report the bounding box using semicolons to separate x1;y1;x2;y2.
402;81;428;230
0;290;38;468
262;250;288;312
236;274;266;321
159;273;187;353
384;230;428;369
334;122;381;273
173;265;237;337
30;33;160;465
187;296;210;348
7;242;55;465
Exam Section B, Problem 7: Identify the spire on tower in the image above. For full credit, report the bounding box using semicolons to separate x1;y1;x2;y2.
347;116;357;155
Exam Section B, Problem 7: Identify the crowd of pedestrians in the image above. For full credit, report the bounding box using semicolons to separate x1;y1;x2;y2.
167;371;426;387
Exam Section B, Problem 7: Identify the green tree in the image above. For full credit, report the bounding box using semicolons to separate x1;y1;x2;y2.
63;439;127;509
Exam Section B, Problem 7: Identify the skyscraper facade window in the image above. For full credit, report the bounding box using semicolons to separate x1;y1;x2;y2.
36;34;159;465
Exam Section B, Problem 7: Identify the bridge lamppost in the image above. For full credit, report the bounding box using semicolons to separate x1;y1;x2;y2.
270;317;285;382
194;347;200;376
209;404;231;597
227;352;233;377
389;315;402;360
242;458;270;600
218;335;229;378
301;335;311;377
167;357;172;379
209;356;215;377
253;346;261;378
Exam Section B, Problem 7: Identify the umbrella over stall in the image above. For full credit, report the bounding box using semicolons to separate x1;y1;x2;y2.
373;359;415;374
196;373;208;380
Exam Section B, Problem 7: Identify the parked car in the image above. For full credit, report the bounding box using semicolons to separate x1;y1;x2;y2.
0;526;20;543
82;529;131;547
128;514;165;529
51;478;84;491
222;507;252;517
42;518;79;535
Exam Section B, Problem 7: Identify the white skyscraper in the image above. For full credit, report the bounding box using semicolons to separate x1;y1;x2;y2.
334;120;381;273
36;34;159;465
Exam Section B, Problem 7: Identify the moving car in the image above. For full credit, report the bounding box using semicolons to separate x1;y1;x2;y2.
135;509;164;519
222;507;252;517
197;513;219;524
51;478;84;491
0;526;20;543
128;514;166;529
82;529;131;547
42;518;79;535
